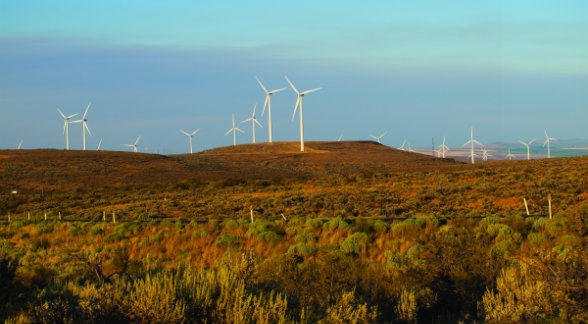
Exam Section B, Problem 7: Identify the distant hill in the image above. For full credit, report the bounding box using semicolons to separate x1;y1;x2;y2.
0;141;458;193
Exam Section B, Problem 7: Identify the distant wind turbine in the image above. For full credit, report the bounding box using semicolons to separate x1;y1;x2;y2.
72;102;92;150
241;104;262;143
17;140;23;150
407;143;416;152
256;77;286;143
57;108;79;150
481;147;492;161
518;138;536;160
506;148;515;160
124;136;141;153
96;138;103;151
436;136;449;158
337;135;343;142
399;139;406;150
543;130;556;159
225;114;244;146
370;131;387;144
463;127;482;164
180;128;200;154
285;75;322;152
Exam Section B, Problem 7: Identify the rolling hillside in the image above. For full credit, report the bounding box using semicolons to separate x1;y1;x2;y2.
0;141;457;193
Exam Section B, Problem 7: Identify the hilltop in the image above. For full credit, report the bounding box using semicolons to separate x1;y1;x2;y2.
0;141;457;192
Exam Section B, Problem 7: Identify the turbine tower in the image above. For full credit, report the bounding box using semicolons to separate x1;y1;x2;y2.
241;104;262;143
256;77;286;143
436;136;449;158
506;148;515;160
518;138;536;160
370;131;387;144
125;136;141;153
543;129;556;159
180;128;200;154
225;114;244;146
72;102;92;150
463;127;482;164
285;75;322;152
56;108;79;150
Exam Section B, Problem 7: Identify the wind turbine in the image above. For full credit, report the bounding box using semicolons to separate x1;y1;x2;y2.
241;104;262;143
72;103;92;150
225;114;244;146
337;135;343;142
180;129;200;154
370;131;387;144
518;138;536;160
285;75;322;152
17;140;23;150
57;108;79;150
407;143;416;152
543;130;556;159
96;138;103;151
124;136;141;153
399;139;406;150
436;136;449;158
506;148;515;160
463;127;482;164
256;77;286;143
481;147;492;161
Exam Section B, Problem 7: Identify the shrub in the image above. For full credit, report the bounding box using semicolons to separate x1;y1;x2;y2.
287;243;316;257
216;234;241;248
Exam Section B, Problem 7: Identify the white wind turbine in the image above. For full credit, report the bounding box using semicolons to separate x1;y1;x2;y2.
124;136;141;153
72;102;92;150
463;127;482;164
56;108;79;150
518;138;536;160
180;129;200;154
407;143;416;152
241;104;262;143
506;148;515;160
543;130;556;159
399;139;406;150
481;147;492;161
225;114;244;146
256;77;286;143
337;135;343;142
436;136;449;158
17;140;23;150
285;75;322;152
96;138;103;151
370;131;387;144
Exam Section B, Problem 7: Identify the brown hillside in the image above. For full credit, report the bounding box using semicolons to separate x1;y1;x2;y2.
0;141;457;192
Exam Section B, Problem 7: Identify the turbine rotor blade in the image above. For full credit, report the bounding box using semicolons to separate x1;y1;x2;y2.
241;118;253;123
301;87;322;95
380;131;387;138
518;140;526;145
292;96;300;121
255;76;268;93
254;119;262;128
180;130;190;136
235;127;245;133
84;123;92;136
225;129;233;136
82;102;91;119
269;87;287;94
135;136;141;145
56;108;66;119
529;138;536;145
262;95;269;116
284;75;299;94
191;129;200;135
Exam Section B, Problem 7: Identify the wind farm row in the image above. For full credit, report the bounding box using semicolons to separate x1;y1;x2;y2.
11;75;570;163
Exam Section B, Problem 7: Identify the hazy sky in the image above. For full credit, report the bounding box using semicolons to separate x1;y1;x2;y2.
1;1;587;153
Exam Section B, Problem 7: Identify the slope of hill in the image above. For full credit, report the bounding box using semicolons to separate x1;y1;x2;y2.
0;141;457;193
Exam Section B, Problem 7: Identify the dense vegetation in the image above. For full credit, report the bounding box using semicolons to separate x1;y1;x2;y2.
2;156;587;221
1;211;587;323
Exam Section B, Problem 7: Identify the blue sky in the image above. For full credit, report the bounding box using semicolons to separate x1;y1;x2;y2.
1;1;587;153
